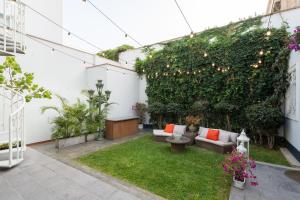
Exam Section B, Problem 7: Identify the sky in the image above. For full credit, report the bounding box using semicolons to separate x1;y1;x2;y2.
63;0;269;53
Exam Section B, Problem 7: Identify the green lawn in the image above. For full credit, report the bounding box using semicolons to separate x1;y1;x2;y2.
77;135;290;200
250;144;290;166
78;135;231;200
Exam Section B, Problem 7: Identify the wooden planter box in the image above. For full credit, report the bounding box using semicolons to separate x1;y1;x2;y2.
105;117;139;140
55;133;97;149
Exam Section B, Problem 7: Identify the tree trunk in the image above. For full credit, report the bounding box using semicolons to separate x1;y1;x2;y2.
258;133;263;145
226;114;231;131
158;115;163;129
267;135;275;149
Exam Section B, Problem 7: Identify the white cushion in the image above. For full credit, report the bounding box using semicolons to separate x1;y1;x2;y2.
153;129;172;137
198;127;209;138
195;136;233;147
220;129;238;143
173;125;186;136
219;130;230;142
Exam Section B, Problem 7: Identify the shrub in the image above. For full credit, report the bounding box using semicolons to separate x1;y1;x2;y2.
135;102;147;123
246;103;284;148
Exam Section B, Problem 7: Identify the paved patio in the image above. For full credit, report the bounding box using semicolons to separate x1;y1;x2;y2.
0;136;163;200
230;163;300;200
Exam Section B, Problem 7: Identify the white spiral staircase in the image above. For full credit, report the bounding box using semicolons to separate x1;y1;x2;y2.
0;0;25;56
0;85;25;168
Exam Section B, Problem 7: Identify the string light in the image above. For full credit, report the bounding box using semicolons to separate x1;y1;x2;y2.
167;64;170;68
190;31;194;38
149;55;153;58
86;0;143;47
266;30;272;36
174;0;194;40
258;60;262;64
212;63;215;67
204;52;208;57
259;50;264;56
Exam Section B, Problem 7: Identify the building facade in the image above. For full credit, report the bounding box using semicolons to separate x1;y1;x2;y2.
266;0;300;13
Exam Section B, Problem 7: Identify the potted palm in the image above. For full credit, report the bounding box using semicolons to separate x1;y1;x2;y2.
223;149;257;189
135;102;147;129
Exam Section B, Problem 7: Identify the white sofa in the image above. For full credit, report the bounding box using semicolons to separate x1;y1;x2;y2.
195;127;238;154
153;125;187;142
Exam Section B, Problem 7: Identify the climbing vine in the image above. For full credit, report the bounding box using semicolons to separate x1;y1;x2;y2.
135;17;290;141
98;44;134;61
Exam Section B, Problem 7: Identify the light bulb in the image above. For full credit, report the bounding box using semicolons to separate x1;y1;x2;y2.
212;63;215;67
167;64;170;68
149;55;152;58
190;31;194;38
266;30;271;36
258;60;262;64
204;52;208;57
259;50;264;56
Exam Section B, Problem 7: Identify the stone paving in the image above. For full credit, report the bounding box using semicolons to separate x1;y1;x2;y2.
229;163;300;200
0;132;163;200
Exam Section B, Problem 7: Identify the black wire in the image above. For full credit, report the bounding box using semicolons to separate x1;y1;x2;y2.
21;1;135;65
22;2;104;51
86;0;143;47
173;0;193;33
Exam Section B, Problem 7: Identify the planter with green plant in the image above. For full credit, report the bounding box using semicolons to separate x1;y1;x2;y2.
41;80;112;148
135;102;147;129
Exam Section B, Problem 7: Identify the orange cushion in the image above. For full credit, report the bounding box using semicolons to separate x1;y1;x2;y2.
206;129;220;141
164;124;175;134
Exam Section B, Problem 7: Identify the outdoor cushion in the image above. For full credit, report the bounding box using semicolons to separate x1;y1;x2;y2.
198;127;209;138
206;129;219;141
153;129;171;137
173;125;186;136
220;129;238;143
164;124;175;133
195;136;233;147
218;130;230;142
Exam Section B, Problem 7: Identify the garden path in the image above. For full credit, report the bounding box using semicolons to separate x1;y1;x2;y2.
229;163;300;200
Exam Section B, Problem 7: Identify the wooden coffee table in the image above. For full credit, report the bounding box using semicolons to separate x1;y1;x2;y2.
166;136;191;153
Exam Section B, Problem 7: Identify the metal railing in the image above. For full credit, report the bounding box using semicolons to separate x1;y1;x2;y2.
0;85;25;168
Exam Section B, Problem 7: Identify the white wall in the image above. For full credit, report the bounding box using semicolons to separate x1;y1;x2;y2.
260;8;300;152
0;37;96;143
23;0;63;43
87;64;140;119
106;68;139;118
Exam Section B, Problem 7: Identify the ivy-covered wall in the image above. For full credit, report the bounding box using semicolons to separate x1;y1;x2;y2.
135;17;290;132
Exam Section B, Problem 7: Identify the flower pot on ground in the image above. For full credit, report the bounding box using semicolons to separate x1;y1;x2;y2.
135;102;147;130
223;148;258;189
233;176;246;190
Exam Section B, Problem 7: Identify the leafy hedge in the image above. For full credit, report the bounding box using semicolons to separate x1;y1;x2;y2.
135;17;290;133
98;44;134;61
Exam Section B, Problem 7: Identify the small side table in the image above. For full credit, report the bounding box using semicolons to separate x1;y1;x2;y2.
166;136;191;153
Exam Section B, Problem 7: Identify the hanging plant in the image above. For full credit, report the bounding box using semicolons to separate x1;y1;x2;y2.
288;26;300;52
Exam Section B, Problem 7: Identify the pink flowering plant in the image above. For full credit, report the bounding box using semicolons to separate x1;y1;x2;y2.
289;26;300;52
222;149;258;186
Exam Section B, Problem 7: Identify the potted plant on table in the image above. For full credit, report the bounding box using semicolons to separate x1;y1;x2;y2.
223;149;257;189
135;102;147;129
185;115;200;132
